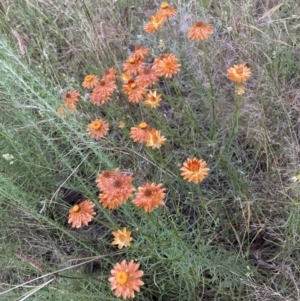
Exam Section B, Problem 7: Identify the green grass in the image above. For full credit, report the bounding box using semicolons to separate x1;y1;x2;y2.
1;0;300;300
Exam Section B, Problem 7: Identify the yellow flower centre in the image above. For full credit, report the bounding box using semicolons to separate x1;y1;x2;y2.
72;204;80;213
85;75;94;82
116;271;128;285
139;122;148;129
91;120;102;130
164;61;172;68
129;57;135;64
297;174;300;181
130;83;137;89
144;189;153;197
161;2;169;9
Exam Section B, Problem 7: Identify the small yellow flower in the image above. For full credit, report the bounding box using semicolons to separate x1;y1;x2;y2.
118;120;125;128
111;227;133;249
57;106;67;118
144;91;162;108
227;63;251;83
119;72;132;82
236;85;245;95
109;260;144;299
82;75;99;89
291;174;300;182
146;129;166;149
180;158;210;184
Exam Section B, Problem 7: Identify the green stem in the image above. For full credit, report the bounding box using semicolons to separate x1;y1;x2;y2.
227;86;242;150
201;42;216;138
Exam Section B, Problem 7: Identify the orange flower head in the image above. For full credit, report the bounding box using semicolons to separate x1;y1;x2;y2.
99;193;126;210
156;2;177;20
144;91;162;108
153;53;181;78
87;119;109;139
68;200;96;228
227;63;251;83
132;45;150;60
64;90;80;102
146;129;166;149
102;67;117;82
130;122;153;143
90;78;116;105
95;169;119;190
119;72;132;83
123;56;144;76
136;66;159;87
180;158;210;184
188;21;213;41
90;90;111;105
98;171;134;209
122;79;147;103
144;15;165;33
82;75;99;89
109;260;144;300
111;227;133;249
57;106;67;118
132;183;166;213
63;90;80;113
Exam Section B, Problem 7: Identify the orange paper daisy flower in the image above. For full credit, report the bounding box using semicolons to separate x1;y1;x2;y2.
99;193;126;210
146;129;166;149
109;260;144;300
119;72;132;83
68;200;96;228
188;21;213;41
90;78;116;105
227;63;251;83
111;227;133;249
132;183;166;213
132;45;150;60
95;169;119;190
87;119;109;139
82;75;99;89
130;122;153;143
156;2;177;20
153;53;181;78
144;15;165;33
102;67;117;82
123;56;145;76
98;171;134;209
136;66;159;87
144;90;162;108
180;158;210;184
63;90;80;113
122;79;147;103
